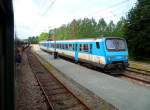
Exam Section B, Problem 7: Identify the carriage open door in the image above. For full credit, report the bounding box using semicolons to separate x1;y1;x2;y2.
74;43;78;61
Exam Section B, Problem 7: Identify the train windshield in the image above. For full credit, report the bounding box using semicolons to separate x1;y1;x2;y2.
106;38;126;51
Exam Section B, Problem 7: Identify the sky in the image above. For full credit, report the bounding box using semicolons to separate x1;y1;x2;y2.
13;0;137;39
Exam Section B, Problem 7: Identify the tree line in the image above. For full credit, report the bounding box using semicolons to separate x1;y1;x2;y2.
48;17;126;40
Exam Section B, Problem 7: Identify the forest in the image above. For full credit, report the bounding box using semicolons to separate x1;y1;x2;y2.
28;0;150;59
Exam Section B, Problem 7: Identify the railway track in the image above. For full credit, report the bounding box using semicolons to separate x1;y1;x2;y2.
27;48;90;110
122;68;150;85
127;67;150;76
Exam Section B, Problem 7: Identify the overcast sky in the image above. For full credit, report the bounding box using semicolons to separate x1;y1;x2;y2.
13;0;137;39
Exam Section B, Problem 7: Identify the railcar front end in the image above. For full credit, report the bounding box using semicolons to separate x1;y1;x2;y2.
104;38;129;70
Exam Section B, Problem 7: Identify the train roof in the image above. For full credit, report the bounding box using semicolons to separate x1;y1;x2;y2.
40;37;125;43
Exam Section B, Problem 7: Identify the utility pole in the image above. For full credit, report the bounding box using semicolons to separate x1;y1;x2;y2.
72;19;77;39
51;30;58;59
52;33;55;41
48;26;53;41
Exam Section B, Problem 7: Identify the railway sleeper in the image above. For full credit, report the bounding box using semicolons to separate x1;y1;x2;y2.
50;97;82;110
46;88;68;96
50;93;74;101
44;86;64;92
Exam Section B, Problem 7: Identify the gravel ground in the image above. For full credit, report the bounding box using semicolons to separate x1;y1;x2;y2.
15;50;47;110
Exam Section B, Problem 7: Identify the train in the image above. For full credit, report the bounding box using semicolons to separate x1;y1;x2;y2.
39;37;129;72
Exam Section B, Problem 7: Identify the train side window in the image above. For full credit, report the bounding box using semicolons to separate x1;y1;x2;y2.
69;44;72;50
57;44;59;48
79;44;82;51
59;44;60;48
60;44;62;49
72;44;73;50
65;44;67;49
62;44;65;49
62;44;63;49
96;42;100;49
83;44;89;52
54;43;56;48
61;44;63;49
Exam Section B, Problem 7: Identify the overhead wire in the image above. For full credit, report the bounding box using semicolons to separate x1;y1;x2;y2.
34;0;56;37
42;0;56;16
87;0;129;17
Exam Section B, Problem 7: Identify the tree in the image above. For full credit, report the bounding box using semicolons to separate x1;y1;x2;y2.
114;17;126;37
124;0;150;59
38;32;49;41
28;36;39;44
96;18;107;37
106;20;115;36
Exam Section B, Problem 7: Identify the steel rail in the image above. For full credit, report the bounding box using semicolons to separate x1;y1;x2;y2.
26;47;54;110
122;72;150;84
127;67;150;76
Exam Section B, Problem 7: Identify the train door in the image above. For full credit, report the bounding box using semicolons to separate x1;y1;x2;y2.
74;43;78;61
89;43;93;61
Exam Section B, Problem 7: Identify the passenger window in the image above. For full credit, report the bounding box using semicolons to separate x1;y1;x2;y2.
55;44;57;48
62;44;64;49
83;44;89;52
79;44;82;51
57;44;59;48
69;44;72;50
96;42;100;49
59;44;61;48
65;44;68;49
61;44;63;49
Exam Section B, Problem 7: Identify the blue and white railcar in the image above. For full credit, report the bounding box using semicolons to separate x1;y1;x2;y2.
39;37;129;70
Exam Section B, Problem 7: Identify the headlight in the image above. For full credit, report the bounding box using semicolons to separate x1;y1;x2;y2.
107;57;111;61
124;56;128;59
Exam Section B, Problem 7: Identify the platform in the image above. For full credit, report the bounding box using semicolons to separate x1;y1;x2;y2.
33;45;150;110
